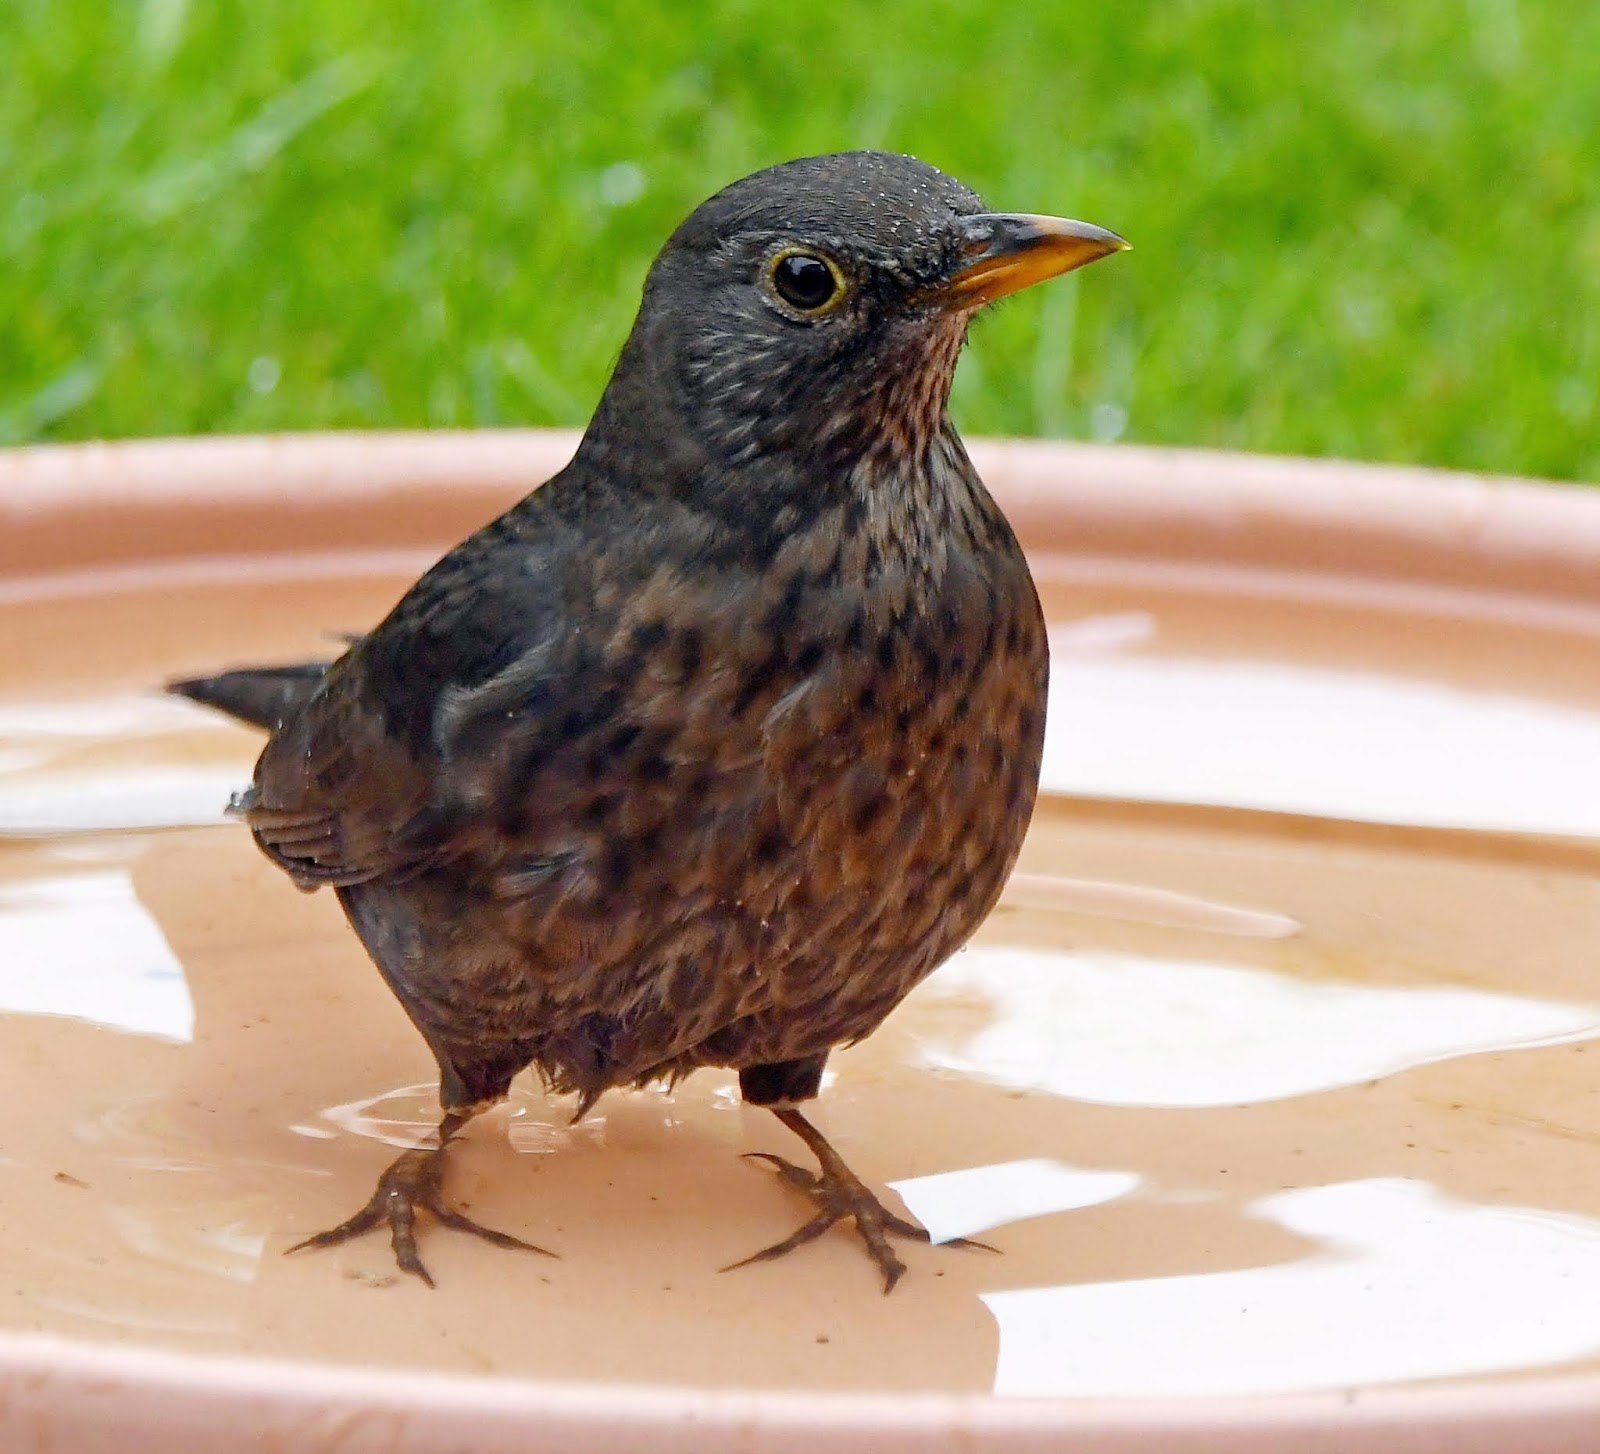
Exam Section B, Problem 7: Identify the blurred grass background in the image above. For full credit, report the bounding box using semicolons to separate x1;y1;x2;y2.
3;0;1596;479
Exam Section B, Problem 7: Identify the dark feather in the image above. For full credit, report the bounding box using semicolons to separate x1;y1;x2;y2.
167;662;331;732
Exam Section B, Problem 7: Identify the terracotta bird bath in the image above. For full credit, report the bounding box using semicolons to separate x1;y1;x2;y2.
2;430;1599;1451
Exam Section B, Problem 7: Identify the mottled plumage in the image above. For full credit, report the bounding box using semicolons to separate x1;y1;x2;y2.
172;151;1126;1290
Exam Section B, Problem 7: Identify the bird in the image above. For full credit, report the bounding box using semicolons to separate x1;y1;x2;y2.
169;150;1127;1292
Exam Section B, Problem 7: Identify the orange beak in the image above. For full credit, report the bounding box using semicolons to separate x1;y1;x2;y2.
929;213;1129;310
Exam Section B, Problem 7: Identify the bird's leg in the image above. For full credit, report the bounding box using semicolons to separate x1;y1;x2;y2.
725;1105;993;1294
287;1107;554;1287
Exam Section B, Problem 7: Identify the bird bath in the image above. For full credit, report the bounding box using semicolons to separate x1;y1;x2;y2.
2;429;1600;1451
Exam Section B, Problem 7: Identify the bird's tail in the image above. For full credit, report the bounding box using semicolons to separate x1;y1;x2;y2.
166;662;331;731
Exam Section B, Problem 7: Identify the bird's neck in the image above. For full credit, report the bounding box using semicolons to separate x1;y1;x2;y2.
835;421;1015;605
565;319;1003;585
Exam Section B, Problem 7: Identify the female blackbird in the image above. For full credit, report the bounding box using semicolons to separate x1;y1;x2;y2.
171;150;1126;1291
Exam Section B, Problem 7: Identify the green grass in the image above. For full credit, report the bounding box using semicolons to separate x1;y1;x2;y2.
3;0;1597;480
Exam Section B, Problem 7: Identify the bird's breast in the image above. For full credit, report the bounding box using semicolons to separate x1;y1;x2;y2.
676;497;1048;1048
457;467;1047;1079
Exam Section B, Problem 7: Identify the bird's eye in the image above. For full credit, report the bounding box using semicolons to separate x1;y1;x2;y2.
768;249;846;315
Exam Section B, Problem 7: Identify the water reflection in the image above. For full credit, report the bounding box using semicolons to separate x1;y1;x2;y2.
0;692;246;836
297;1075;751;1157
304;1081;448;1151
1045;656;1600;837
105;1199;269;1284
984;1178;1600;1397
0;765;245;835
1001;872;1301;938
891;1158;1139;1244
29;1192;270;1337
0;869;193;1040
1049;610;1158;655
0;694;207;739
915;946;1600;1108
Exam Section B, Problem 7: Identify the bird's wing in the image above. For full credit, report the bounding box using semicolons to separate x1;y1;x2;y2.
239;488;776;900
239;511;579;889
241;660;449;889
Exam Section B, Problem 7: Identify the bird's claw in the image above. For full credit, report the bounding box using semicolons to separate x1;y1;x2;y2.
739;1149;824;1194
726;1148;990;1293
286;1145;554;1288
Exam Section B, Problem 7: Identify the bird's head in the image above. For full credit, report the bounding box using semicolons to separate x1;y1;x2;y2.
584;151;1126;498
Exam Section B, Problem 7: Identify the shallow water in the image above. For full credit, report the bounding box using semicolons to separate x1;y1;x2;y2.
2;548;1600;1398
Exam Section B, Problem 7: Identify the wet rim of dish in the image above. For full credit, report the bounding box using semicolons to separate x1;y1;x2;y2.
6;1329;1600;1451
7;431;1600;604
4;430;1600;1449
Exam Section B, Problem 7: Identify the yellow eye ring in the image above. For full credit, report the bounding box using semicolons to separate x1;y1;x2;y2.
766;248;848;316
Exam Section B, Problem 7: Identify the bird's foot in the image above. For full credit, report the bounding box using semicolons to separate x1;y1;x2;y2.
725;1106;993;1293
286;1138;554;1288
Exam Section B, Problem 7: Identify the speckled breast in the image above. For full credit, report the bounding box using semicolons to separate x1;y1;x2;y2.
673;510;1051;1073
409;471;1051;1095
